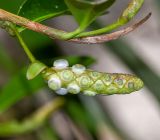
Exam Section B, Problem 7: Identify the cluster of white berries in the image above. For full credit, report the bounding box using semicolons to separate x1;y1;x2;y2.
47;59;96;96
46;59;144;96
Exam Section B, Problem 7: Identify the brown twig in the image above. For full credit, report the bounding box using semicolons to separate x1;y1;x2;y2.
0;9;151;44
0;9;66;39
71;13;151;44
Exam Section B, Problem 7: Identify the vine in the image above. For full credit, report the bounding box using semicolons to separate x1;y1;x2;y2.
0;0;150;95
0;0;150;136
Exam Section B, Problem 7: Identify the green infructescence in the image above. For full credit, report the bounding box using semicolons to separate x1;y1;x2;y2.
37;59;144;96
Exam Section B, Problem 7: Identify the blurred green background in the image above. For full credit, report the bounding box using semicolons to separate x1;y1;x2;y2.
0;0;160;140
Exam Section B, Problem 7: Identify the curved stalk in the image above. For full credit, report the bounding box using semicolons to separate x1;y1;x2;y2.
0;97;65;137
13;27;36;62
0;9;150;44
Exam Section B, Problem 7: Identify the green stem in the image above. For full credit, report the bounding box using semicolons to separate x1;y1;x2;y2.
75;0;144;38
76;21;121;38
0;97;65;137
13;28;36;62
61;27;84;40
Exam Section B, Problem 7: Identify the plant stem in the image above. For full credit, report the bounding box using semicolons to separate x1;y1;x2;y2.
0;97;65;137
77;22;121;37
0;8;150;44
61;27;83;40
70;13;151;44
76;0;145;38
13;27;36;62
0;9;65;39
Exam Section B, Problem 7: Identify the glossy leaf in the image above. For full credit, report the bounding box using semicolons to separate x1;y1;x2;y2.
0;0;24;13
64;0;115;30
18;0;68;22
26;61;47;80
18;0;68;32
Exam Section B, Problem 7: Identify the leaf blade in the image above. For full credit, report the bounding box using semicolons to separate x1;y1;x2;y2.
65;0;115;30
18;0;68;31
18;0;68;21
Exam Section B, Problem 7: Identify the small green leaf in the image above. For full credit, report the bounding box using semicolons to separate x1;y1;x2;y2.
27;61;47;80
64;0;115;30
18;0;68;31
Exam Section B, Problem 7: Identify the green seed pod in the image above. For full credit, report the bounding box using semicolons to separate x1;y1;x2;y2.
42;59;144;96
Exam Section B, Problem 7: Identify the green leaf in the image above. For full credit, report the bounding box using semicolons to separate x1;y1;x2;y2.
64;0;115;30
26;61;47;80
18;0;68;31
18;0;68;21
0;42;15;72
65;96;129;140
0;68;45;114
0;0;24;13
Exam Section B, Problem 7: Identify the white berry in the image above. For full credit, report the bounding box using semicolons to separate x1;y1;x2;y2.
48;75;61;90
55;88;68;95
72;64;86;75
53;59;69;69
67;83;80;94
